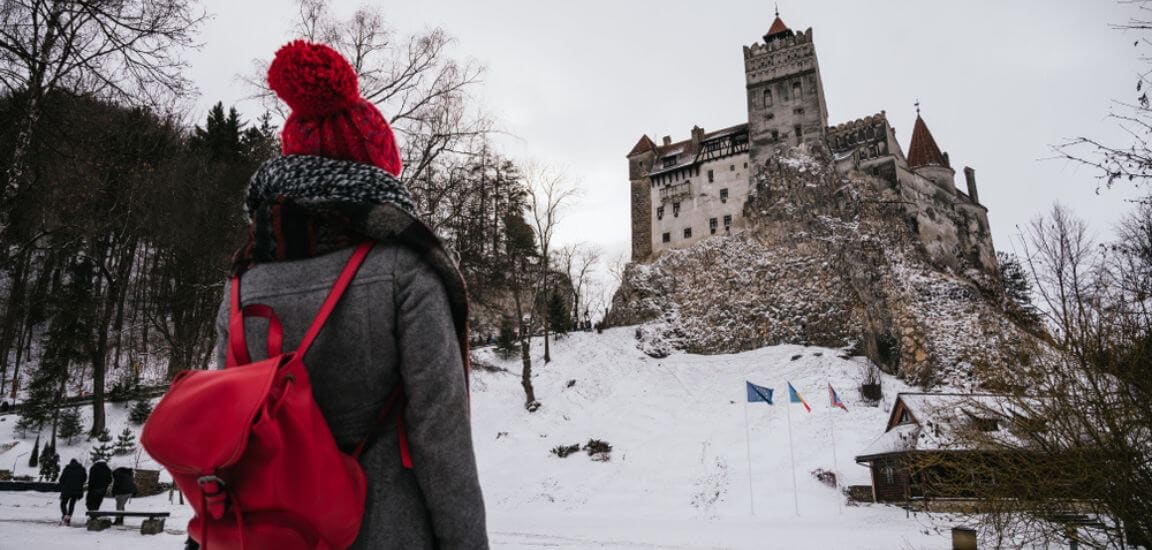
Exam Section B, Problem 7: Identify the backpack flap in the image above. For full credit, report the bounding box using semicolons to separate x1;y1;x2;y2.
142;357;283;474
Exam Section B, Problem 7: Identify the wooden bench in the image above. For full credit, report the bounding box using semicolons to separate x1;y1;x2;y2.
85;510;170;535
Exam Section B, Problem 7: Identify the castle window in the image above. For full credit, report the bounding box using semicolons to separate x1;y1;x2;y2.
793;108;804;115
709;218;718;234
765;112;775;121
656;206;664;220
792;80;802;98
708;169;714;183
794;124;803;144
730;164;735;171
662;232;671;243
720;188;729;203
763;89;773;108
672;202;681;217
771;129;779;142
781;83;790;101
683;227;692;239
744;162;748;169
723;214;732;230
663;155;678;168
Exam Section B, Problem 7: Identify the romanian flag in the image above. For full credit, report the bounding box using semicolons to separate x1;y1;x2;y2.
788;382;811;412
828;383;848;411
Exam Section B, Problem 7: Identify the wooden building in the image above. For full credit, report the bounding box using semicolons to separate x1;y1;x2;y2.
854;393;1025;503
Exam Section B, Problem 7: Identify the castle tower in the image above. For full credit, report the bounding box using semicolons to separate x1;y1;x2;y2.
743;11;829;171
627;135;657;261
906;109;956;193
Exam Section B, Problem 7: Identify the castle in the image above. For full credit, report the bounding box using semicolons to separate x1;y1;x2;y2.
626;13;997;274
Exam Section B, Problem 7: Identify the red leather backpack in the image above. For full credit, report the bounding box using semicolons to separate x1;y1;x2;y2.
142;242;410;549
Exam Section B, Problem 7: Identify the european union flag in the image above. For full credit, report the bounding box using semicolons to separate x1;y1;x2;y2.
746;381;774;404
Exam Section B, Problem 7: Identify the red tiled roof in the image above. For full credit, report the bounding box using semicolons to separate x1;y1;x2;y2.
906;115;946;168
766;16;790;37
628;135;656;156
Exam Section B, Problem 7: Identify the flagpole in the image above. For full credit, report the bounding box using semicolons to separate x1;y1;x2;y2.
786;395;799;516
743;396;755;516
829;392;842;515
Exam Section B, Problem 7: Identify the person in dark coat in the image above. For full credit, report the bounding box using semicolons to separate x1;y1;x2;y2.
57;459;86;525
85;460;112;512
111;466;137;524
206;41;487;549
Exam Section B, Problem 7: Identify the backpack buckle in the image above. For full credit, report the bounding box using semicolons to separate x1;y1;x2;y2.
197;475;229;520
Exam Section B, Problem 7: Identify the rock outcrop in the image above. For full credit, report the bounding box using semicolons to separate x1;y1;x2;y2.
608;145;1040;388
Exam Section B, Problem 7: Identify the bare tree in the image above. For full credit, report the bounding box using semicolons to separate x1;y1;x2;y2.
244;0;490;202
1017;204;1102;354
524;162;579;363
911;204;1152;548
1053;0;1152;196
0;0;205;221
556;243;601;328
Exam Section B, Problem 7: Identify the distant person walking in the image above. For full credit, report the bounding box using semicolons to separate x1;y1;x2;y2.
111;465;137;524
85;460;112;512
57;459;86;525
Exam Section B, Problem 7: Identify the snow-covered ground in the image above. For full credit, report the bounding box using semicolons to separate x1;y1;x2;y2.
1;328;967;549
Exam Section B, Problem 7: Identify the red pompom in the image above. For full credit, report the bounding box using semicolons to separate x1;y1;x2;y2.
268;40;359;118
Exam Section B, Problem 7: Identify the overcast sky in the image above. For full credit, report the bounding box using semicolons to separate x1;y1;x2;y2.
190;0;1146;266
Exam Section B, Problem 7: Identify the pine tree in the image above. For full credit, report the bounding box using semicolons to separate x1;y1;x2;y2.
23;258;96;435
128;399;153;425
495;317;518;360
89;428;114;463
13;415;34;438
547;291;572;336
58;407;84;444
38;444;60;482
113;427;137;456
28;434;40;468
997;252;1044;330
190;102;243;160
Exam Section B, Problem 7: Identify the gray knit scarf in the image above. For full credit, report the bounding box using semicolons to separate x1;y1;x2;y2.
245;155;415;218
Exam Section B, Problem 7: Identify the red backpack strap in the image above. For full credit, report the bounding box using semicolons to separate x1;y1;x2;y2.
296;241;375;360
227;277;250;367
227;285;285;366
352;386;413;469
228;241;372;366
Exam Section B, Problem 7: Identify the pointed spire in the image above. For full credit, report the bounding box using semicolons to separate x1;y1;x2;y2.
765;7;793;43
907;106;947;169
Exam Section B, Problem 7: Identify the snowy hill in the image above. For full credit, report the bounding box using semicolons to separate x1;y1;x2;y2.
1;328;964;548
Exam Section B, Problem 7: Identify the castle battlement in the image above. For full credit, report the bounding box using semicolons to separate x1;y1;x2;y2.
743;28;814;59
827;111;889;136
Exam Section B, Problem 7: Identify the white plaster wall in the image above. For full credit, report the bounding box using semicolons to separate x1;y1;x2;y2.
650;152;752;255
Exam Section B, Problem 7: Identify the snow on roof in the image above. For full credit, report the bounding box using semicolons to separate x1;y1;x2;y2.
858;393;1030;459
858;422;919;458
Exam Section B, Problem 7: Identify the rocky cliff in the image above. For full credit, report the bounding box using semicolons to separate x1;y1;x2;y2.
607;145;1040;388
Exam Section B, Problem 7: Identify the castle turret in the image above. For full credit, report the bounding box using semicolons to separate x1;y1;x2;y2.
627;135;657;261
743;11;829;171
906;110;956;192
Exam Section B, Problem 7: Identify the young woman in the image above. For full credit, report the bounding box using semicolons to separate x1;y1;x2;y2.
212;41;487;549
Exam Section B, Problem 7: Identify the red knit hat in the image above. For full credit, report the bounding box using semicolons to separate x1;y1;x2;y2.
267;40;403;177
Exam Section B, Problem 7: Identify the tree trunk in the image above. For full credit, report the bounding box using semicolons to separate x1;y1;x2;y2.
519;339;535;409
511;266;536;410
541;268;551;364
0;249;32;392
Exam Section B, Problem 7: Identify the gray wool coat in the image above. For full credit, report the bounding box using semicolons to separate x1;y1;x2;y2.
213;243;488;549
